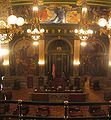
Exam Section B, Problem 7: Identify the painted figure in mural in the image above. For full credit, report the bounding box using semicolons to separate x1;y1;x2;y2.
14;43;37;76
19;46;29;59
49;7;66;23
38;6;80;23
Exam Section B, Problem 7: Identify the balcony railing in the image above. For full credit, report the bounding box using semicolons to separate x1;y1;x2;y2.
0;100;111;119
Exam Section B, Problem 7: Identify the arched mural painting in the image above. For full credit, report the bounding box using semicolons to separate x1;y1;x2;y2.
10;38;39;76
80;40;108;76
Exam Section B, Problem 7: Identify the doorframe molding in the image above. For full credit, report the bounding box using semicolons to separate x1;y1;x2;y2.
45;37;73;54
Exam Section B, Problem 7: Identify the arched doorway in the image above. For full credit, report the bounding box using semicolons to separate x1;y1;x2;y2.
46;39;72;78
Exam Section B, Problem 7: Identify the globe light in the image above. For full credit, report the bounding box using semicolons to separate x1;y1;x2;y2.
8;15;17;25
98;18;107;27
74;29;78;33
27;29;31;33
80;29;85;34
87;29;93;34
40;28;45;33
81;42;87;46
16;17;24;26
33;28;39;33
0;48;9;56
33;41;39;46
33;6;38;11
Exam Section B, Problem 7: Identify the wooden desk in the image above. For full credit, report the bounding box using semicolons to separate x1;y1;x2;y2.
31;92;87;102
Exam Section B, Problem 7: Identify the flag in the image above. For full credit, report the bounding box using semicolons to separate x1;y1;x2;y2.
52;64;55;79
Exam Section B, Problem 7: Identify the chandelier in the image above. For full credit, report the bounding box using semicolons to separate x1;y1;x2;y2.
0;0;25;44
98;16;111;37
98;18;111;28
97;10;111;29
27;0;44;46
74;0;93;41
96;9;111;39
0;17;24;44
74;28;93;41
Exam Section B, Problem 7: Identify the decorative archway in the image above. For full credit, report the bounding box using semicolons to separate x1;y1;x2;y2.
80;39;108;76
9;37;39;76
45;38;73;78
45;37;73;54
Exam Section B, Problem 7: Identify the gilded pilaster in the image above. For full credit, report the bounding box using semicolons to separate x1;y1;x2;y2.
73;40;80;76
38;39;45;76
108;37;111;76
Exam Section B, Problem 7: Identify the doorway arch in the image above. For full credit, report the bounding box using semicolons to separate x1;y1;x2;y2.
46;39;72;78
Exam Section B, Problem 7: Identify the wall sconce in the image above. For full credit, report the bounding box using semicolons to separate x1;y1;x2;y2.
0;48;9;56
3;60;9;66
109;61;111;66
38;60;45;65
80;41;87;46
73;60;80;66
33;41;39;46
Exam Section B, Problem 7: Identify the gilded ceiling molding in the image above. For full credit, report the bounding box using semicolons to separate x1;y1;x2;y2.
1;0;110;7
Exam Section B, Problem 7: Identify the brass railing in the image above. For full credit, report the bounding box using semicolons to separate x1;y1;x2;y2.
0;100;111;119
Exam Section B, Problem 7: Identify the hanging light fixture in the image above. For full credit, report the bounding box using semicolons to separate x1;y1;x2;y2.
98;17;111;29
97;11;111;38
74;0;93;41
27;0;44;45
97;9;111;33
74;28;93;41
0;0;24;44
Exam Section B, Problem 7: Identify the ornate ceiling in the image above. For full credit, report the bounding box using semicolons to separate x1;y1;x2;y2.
0;0;111;7
0;0;111;25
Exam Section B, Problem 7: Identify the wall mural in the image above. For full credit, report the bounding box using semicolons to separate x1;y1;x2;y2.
13;3;110;25
10;39;38;76
13;5;80;24
80;40;108;76
37;7;80;23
